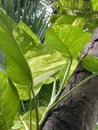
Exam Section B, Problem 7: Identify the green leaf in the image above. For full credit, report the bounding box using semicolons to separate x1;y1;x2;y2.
26;45;67;94
92;0;98;11
45;25;91;59
0;8;67;99
54;15;77;25
72;17;85;28
0;70;20;130
58;0;77;9
12;107;46;130
53;15;85;29
18;21;41;45
22;107;46;130
16;44;67;99
81;54;98;73
0;8;32;85
58;0;92;11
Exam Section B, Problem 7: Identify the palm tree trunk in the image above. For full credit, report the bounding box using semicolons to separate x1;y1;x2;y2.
42;28;98;130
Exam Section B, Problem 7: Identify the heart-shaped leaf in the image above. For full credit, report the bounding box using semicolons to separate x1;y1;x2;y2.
45;25;91;59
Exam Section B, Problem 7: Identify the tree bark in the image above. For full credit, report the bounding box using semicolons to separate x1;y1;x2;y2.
42;28;98;130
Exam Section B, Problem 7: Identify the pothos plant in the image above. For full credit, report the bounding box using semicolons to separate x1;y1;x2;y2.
0;1;98;130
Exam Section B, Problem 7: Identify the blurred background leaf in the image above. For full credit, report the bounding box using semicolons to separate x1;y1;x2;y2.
0;0;57;41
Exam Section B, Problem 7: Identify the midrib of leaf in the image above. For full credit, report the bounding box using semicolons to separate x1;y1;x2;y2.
46;28;72;58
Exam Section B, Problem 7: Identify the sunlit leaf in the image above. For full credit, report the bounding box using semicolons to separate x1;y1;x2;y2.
0;8;67;100
92;0;98;11
26;45;67;92
12;41;67;99
45;25;91;59
53;15;85;29
18;21;41;45
53;15;77;25
58;0;77;9
58;0;92;11
0;70;20;130
0;8;32;85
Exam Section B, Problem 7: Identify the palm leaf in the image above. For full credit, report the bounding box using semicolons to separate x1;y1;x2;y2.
1;0;56;41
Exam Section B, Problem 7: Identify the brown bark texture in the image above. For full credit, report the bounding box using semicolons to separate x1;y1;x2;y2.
42;28;98;130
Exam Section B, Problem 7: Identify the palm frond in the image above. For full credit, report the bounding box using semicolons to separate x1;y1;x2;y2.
1;0;57;41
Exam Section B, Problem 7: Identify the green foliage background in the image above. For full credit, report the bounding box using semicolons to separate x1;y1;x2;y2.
0;0;98;130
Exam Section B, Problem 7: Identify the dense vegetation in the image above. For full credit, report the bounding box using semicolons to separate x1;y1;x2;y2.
0;0;98;130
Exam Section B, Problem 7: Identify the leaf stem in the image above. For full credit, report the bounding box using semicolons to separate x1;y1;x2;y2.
56;60;72;99
39;60;72;128
49;78;57;105
31;81;39;130
20;118;29;130
50;73;98;109
39;73;98;129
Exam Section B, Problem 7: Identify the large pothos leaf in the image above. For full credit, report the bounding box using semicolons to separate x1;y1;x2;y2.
0;8;67;100
44;25;91;59
13;17;67;97
0;8;32;85
17;44;67;99
17;19;66;88
81;54;98;73
26;45;67;86
0;70;20;130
